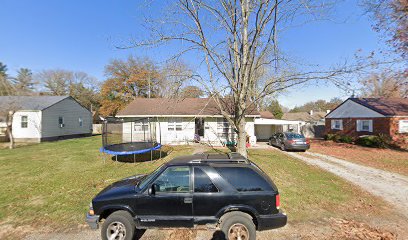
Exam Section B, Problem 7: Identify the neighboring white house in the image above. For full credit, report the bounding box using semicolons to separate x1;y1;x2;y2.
116;98;260;146
0;96;92;142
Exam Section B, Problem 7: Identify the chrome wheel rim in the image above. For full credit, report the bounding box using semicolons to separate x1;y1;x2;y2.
106;221;126;240
228;223;249;240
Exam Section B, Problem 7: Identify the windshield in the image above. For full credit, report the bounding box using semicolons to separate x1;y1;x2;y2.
285;132;305;139
137;164;165;189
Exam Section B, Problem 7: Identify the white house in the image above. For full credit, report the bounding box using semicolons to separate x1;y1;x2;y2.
0;96;92;142
116;98;260;146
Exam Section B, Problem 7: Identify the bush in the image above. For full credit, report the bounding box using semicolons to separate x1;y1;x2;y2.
325;134;353;143
355;135;390;148
338;135;353;144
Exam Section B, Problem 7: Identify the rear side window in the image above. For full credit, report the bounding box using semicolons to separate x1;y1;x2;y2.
215;167;273;192
194;168;218;193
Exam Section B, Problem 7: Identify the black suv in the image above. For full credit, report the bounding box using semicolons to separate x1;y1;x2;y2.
86;153;287;240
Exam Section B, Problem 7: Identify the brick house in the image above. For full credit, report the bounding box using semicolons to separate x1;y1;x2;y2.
325;98;408;148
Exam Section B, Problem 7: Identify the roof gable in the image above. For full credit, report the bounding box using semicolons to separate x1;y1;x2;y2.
117;98;260;117
326;99;385;118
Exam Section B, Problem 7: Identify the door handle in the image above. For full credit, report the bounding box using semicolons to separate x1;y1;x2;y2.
184;197;192;204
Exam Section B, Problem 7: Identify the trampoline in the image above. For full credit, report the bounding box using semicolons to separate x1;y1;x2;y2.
100;117;162;160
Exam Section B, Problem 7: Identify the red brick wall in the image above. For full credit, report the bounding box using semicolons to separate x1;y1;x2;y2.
325;117;408;148
325;118;390;137
389;117;408;148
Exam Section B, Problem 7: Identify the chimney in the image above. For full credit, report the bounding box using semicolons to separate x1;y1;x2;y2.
309;110;313;116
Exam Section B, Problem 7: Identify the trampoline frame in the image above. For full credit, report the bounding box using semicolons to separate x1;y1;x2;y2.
100;116;162;161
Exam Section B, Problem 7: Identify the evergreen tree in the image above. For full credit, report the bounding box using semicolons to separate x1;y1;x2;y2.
267;100;284;119
13;68;35;92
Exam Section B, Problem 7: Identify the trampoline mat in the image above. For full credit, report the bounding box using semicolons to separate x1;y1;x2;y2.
101;142;161;155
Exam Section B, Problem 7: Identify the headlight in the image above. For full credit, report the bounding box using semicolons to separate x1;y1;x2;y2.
88;202;95;215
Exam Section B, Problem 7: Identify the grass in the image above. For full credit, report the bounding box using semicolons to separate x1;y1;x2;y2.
0;136;194;230
0;136;393;236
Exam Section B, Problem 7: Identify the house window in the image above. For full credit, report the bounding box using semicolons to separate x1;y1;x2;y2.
399;120;408;133
357;120;373;132
21;116;28;128
58;116;65;128
331;119;343;130
79;117;83;127
217;118;235;139
168;118;182;131
134;121;149;132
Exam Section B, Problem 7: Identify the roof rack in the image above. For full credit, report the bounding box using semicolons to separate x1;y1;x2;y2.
189;159;249;164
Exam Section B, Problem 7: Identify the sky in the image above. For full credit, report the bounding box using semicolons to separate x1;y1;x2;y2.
0;0;388;109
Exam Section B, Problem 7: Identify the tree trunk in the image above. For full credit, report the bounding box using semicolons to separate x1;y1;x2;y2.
6;113;14;149
236;117;247;158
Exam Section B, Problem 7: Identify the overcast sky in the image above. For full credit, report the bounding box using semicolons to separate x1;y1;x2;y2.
0;0;388;108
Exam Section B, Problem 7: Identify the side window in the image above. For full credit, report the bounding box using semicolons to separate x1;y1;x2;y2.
215;167;273;192
21;116;28;128
154;166;190;193
58;116;64;128
79;117;83;127
194;168;218;193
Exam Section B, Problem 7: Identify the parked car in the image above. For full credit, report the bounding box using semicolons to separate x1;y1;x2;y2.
86;153;287;240
269;132;310;151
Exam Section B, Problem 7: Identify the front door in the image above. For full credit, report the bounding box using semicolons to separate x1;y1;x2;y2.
195;118;205;138
136;166;193;228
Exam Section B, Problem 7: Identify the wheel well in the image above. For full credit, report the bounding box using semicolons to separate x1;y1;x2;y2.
220;210;259;230
99;208;133;221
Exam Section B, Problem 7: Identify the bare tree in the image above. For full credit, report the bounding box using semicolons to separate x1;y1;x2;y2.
359;70;408;98
36;69;100;109
130;0;358;156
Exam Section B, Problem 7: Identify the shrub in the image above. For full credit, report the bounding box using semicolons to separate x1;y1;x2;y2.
355;135;390;148
325;134;353;143
338;135;353;144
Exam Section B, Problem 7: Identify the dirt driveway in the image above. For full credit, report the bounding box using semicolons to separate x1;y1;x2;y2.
283;150;408;218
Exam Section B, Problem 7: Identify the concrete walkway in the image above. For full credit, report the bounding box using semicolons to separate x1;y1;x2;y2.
283;150;408;218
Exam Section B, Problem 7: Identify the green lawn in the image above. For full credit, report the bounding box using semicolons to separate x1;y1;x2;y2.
0;136;390;233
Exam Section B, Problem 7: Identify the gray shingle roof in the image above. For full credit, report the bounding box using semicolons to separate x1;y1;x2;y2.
0;96;69;111
282;111;326;121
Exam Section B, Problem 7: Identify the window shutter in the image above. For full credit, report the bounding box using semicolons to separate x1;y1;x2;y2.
331;120;335;129
339;120;343;130
356;120;361;131
368;120;373;132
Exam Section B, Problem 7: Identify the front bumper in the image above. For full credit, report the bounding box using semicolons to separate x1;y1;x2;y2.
286;144;310;150
86;213;100;230
257;211;287;231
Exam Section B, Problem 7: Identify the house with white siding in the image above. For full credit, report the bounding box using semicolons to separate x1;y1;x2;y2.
116;98;260;146
0;96;92;142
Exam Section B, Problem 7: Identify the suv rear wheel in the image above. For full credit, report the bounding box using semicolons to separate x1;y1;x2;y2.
219;212;256;240
101;210;135;240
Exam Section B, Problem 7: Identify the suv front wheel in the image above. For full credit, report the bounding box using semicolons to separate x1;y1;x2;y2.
219;212;256;240
101;210;135;240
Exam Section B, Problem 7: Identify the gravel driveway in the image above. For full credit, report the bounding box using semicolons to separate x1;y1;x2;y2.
284;151;408;218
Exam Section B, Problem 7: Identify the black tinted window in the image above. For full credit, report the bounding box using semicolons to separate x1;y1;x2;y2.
215;167;273;192
194;168;218;193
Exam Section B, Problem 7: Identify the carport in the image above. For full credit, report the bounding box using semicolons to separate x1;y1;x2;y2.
254;118;303;141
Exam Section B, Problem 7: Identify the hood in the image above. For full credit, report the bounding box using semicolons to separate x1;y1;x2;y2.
94;174;146;200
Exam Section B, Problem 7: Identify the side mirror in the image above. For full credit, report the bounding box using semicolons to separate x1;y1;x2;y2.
148;184;156;195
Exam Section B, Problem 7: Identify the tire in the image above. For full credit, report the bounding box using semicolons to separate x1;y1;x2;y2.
101;210;135;240
219;212;256;240
280;143;286;151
